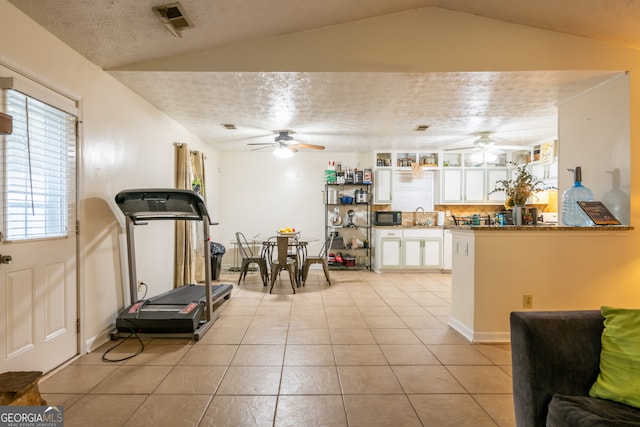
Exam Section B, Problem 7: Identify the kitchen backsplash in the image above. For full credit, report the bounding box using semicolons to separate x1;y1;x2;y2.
373;203;554;226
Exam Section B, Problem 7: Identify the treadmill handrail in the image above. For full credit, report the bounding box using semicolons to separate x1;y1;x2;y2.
115;188;216;224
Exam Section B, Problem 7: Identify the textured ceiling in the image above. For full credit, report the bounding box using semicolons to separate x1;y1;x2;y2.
111;70;621;152
7;0;638;152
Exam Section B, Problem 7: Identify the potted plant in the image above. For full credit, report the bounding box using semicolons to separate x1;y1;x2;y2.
492;163;545;224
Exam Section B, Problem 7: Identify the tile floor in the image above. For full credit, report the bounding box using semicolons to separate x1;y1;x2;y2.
39;269;515;427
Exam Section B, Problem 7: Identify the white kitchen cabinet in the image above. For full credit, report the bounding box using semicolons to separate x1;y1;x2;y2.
402;228;442;269
442;168;485;203
442;229;453;270
374;168;393;204
403;238;442;268
464;169;486;202
442;168;463;202
374;228;443;271
529;158;558;185
486;168;508;203
379;237;402;268
403;238;422;268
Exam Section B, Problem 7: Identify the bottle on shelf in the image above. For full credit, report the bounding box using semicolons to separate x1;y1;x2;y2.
562;166;594;226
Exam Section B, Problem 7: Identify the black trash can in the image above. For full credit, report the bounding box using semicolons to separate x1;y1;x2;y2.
210;242;226;280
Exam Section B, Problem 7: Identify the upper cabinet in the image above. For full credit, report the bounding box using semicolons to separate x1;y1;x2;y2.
375;152;392;168
374;169;393;204
373;147;556;205
375;151;439;170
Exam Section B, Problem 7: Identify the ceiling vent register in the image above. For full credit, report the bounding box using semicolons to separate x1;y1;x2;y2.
152;2;194;38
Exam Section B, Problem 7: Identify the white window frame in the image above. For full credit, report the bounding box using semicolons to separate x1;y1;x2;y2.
1;75;77;242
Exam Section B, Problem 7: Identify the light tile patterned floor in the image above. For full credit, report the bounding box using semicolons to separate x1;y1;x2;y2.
40;270;515;426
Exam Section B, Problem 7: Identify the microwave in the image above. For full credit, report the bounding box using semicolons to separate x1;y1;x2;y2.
374;211;402;226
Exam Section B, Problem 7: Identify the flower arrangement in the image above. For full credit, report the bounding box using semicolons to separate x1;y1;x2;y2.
492;163;545;208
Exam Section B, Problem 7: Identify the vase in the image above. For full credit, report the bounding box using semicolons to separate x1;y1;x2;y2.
512;205;524;226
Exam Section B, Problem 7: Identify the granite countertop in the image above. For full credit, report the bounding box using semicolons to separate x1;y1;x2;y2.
451;224;633;231
373;225;447;229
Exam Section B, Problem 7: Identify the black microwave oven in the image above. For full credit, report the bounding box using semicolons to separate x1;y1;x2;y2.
374;211;402;226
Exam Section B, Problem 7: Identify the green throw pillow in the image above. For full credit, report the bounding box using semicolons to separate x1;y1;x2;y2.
589;306;640;408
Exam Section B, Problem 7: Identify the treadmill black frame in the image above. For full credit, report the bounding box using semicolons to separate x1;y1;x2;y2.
113;188;230;340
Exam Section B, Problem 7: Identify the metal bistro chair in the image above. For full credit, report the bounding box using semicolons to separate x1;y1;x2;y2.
269;235;297;294
302;233;334;287
235;232;268;286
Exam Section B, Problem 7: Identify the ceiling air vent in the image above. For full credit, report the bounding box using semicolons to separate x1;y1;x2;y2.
152;2;194;38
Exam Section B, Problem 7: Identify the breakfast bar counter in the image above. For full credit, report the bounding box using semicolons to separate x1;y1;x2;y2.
452;224;633;231
448;225;635;343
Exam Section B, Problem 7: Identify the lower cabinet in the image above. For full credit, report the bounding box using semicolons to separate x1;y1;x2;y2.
402;228;442;269
374;228;444;271
442;229;453;270
379;236;402;268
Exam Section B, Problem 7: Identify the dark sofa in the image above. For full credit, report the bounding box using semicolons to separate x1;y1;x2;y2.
510;310;640;427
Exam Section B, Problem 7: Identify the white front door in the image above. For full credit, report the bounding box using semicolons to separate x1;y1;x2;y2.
0;235;77;373
0;84;78;374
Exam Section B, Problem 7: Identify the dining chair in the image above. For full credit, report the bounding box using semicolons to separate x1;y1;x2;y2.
301;233;334;287
269;235;297;294
235;232;268;286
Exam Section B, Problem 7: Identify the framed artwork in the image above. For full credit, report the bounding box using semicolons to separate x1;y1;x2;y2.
577;201;621;225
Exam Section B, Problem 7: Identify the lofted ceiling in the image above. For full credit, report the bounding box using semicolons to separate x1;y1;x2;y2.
8;0;639;152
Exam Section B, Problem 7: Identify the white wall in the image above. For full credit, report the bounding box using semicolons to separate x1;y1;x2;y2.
558;74;631;224
451;228;639;342
2;1;640;356
215;151;365;265
0;1;221;350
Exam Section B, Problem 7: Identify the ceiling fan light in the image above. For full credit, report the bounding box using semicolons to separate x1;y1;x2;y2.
273;146;294;158
485;152;498;162
470;152;484;163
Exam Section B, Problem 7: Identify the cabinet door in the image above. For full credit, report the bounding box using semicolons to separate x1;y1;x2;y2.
402;238;423;268
442;229;453;270
486;168;508;202
422;239;442;268
441;169;463;203
374;169;392;204
464;169;485;202
380;237;402;268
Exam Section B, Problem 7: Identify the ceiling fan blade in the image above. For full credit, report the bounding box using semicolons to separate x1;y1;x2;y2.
247;142;275;146
444;146;476;152
250;145;273;151
287;144;298;153
296;143;325;150
493;145;529;151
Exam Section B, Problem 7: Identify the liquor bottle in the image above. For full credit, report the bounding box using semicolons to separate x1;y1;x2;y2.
562;166;594;226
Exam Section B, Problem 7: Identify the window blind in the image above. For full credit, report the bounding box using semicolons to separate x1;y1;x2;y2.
2;89;76;241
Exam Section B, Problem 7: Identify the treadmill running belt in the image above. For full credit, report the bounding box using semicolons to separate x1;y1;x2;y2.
116;284;232;334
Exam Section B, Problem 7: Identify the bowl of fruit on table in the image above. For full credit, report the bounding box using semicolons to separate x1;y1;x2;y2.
277;227;299;237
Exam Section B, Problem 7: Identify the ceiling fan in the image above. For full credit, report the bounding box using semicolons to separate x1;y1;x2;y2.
444;131;528;163
247;130;325;157
445;131;524;152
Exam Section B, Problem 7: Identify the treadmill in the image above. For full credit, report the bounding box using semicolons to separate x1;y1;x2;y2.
111;188;233;341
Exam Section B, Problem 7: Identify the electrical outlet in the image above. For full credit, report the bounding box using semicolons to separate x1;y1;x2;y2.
523;294;533;309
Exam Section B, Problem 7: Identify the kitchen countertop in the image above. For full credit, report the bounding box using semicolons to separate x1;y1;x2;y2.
451;224;633;231
373;225;448;229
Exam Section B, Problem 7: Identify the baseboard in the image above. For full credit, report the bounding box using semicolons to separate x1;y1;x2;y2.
471;331;511;343
85;325;115;353
448;318;510;343
448;317;473;342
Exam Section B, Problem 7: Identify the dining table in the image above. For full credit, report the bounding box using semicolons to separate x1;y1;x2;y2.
256;234;319;287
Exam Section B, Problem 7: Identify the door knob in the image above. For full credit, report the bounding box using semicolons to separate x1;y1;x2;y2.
0;255;12;264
